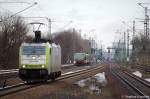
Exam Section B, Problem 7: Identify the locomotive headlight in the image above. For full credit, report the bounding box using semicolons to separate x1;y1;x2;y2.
42;65;45;68
32;56;36;59
22;65;26;68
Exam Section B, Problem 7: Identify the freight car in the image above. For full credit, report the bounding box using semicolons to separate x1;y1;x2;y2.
74;53;91;66
19;31;61;83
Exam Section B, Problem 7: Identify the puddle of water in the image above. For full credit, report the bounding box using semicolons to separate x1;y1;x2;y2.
74;72;107;95
132;71;142;78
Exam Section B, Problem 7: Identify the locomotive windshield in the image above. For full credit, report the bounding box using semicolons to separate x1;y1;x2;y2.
22;46;46;55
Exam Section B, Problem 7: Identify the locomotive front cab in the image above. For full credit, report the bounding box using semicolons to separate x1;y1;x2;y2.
19;43;50;81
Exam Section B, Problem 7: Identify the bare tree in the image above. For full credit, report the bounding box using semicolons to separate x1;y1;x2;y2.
0;14;28;69
130;34;150;66
53;29;90;64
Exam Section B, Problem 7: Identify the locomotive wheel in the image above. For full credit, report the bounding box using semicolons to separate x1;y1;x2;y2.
50;73;56;80
26;81;34;84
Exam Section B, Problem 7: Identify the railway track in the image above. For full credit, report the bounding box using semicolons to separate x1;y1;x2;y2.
0;64;74;75
131;65;150;73
136;66;150;73
110;65;150;99
0;65;104;97
0;64;75;87
0;64;91;85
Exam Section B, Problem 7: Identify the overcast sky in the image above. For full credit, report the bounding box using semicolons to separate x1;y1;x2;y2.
0;0;150;48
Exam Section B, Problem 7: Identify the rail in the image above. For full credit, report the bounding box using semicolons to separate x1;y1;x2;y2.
110;65;150;99
0;64;104;97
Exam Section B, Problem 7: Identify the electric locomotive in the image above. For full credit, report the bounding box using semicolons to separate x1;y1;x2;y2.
19;31;61;83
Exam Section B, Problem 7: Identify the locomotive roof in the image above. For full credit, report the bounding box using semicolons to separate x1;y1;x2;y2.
21;42;60;48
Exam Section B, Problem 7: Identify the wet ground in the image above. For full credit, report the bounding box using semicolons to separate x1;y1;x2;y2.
120;65;150;83
74;72;107;96
132;70;150;82
0;65;92;88
1;64;131;99
126;66;150;82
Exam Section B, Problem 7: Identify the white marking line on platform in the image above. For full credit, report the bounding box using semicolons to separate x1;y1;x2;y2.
0;69;18;72
61;64;74;67
61;69;86;76
0;71;18;75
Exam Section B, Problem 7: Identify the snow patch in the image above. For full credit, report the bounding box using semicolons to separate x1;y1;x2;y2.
74;72;107;95
145;78;150;82
132;71;142;78
75;79;86;87
94;72;107;87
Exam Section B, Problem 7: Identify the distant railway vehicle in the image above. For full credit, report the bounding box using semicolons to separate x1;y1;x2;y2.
19;31;61;83
74;53;91;66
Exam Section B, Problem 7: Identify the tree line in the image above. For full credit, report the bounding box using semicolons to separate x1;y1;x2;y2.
0;14;28;69
130;35;150;66
0;14;91;69
53;29;90;64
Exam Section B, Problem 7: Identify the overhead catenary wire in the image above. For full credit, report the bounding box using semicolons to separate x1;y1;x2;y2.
0;2;38;22
0;2;31;5
7;2;37;20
